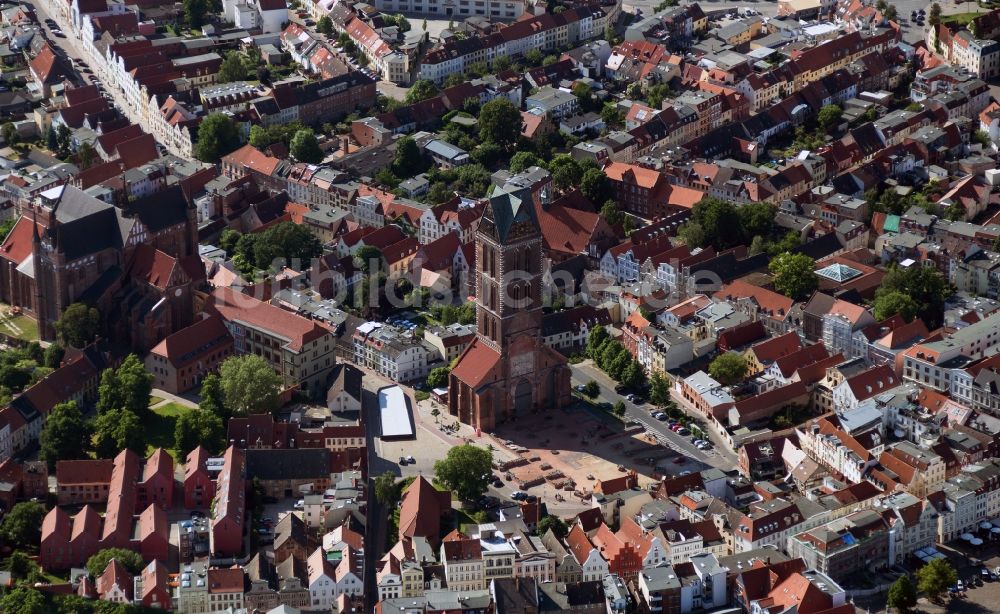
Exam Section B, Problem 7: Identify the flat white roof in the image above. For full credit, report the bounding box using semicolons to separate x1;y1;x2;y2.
379;386;414;438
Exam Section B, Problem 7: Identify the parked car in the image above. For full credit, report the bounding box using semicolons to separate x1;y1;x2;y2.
399;456;409;465
405;455;415;464
293;499;304;510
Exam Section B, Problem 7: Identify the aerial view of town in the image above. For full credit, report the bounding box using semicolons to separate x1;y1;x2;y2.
5;0;1000;610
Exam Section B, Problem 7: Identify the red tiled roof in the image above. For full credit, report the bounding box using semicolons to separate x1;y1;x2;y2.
0;216;41;265
207;568;245;593
748;331;803;364
715;280;795;320
223;144;282;177
398;476;450;543
844;365;897;401
56;459;114;485
449;340;502;388
114;134;159;170
565;523;597;566
97;558;133;600
149;316;232;369
207;287;329;352
30;44;67;84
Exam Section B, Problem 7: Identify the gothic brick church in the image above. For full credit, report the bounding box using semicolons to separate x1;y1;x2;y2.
448;185;572;430
0;184;202;350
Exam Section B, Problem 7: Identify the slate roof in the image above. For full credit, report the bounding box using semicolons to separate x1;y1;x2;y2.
482;185;538;243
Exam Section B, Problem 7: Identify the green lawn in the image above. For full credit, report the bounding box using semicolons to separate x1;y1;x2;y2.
145;402;193;460
148;396;165;407
0;313;39;341
945;10;987;27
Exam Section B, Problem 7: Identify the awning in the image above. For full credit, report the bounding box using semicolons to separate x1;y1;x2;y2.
981;521;993;530
971;538;984;546
962;533;975;541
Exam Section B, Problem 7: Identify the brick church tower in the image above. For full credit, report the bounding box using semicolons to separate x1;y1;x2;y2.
448;185;571;430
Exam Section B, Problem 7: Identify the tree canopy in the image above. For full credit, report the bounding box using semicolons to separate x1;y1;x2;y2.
680;198;776;250
478;98;522;151
434;444;492;501
175;408;225;456
426;366;450;389
55;303;99;348
223;222;323;271
85;548;145;579
290;128;323;164
404;79;439;104
877;265;951;328
92;408;145;458
374;471;398;505
538;515;568;538
887;575;917;613
817;104;843;131
769;252;818;301
0;501;46;549
219;354;282;415
218;51;251;83
709;352;748;386
873;290;920;323
915;558;957;602
39;401;90;469
194;113;241;163
97;354;153;416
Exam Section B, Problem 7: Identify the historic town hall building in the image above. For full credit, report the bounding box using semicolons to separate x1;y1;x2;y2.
448;185;571;430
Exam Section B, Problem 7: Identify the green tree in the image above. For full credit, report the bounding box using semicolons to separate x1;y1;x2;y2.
317;15;333;34
219;354;282;415
549;155;584;191
1;122;17;146
621;359;646;391
601;101;624;129
85;548;145;579
650;371;670;406
582;380;600;398
492;55;511;72
600;200;624;227
7;550;35;579
0;587;46;614
43;343;65;369
612;400;626;417
538;515;568;537
580;167;613;204
434;444;492;501
97;355;152;416
873;290;920;322
478;98;522;151
354;245;385;274
587;324;609;359
46;126;58;151
405;79;439;104
194;113;241;163
708;352;748;386
524;48;543;66
508;151;544;174
769;252;818;301
174;408;225;456
0;501;46;549
928;2;941;27
39;401;89;469
250;221;323;269
878;265;952;327
374;471;398;505
915;558;956;602
392;136;425;177
218;51;250;83
55;303;99;347
646;83;670;109
92;408;145;458
198;372;227;419
183;0;208;28
427;366;450;389
818;104;843;131
887;575;917;613
289;128;323;164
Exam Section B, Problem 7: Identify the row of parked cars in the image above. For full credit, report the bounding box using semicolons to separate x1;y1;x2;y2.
954;566;1000;594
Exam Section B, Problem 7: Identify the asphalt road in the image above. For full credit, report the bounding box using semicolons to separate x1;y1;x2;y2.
569;360;739;471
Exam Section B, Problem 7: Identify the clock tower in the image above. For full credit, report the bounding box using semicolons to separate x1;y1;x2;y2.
448;186;572;430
